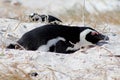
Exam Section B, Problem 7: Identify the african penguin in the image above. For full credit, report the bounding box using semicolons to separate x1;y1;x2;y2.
7;24;109;53
29;13;62;24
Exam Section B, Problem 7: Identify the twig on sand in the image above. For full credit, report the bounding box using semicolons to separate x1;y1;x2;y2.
96;46;120;65
13;21;21;31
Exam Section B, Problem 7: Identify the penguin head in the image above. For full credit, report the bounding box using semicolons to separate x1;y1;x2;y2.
80;28;109;46
85;31;109;44
29;13;40;22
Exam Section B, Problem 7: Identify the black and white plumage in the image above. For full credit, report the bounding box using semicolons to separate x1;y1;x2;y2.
29;13;62;24
29;13;40;22
7;24;109;53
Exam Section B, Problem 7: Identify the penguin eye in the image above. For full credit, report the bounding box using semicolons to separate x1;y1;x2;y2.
91;31;99;35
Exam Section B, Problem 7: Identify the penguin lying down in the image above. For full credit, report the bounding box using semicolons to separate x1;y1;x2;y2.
7;24;109;53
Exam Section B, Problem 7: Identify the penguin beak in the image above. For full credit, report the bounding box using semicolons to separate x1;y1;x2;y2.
98;34;109;41
96;34;109;46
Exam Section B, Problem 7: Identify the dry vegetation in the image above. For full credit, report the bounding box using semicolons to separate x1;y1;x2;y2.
0;1;27;20
0;1;120;25
59;7;120;26
0;63;32;80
